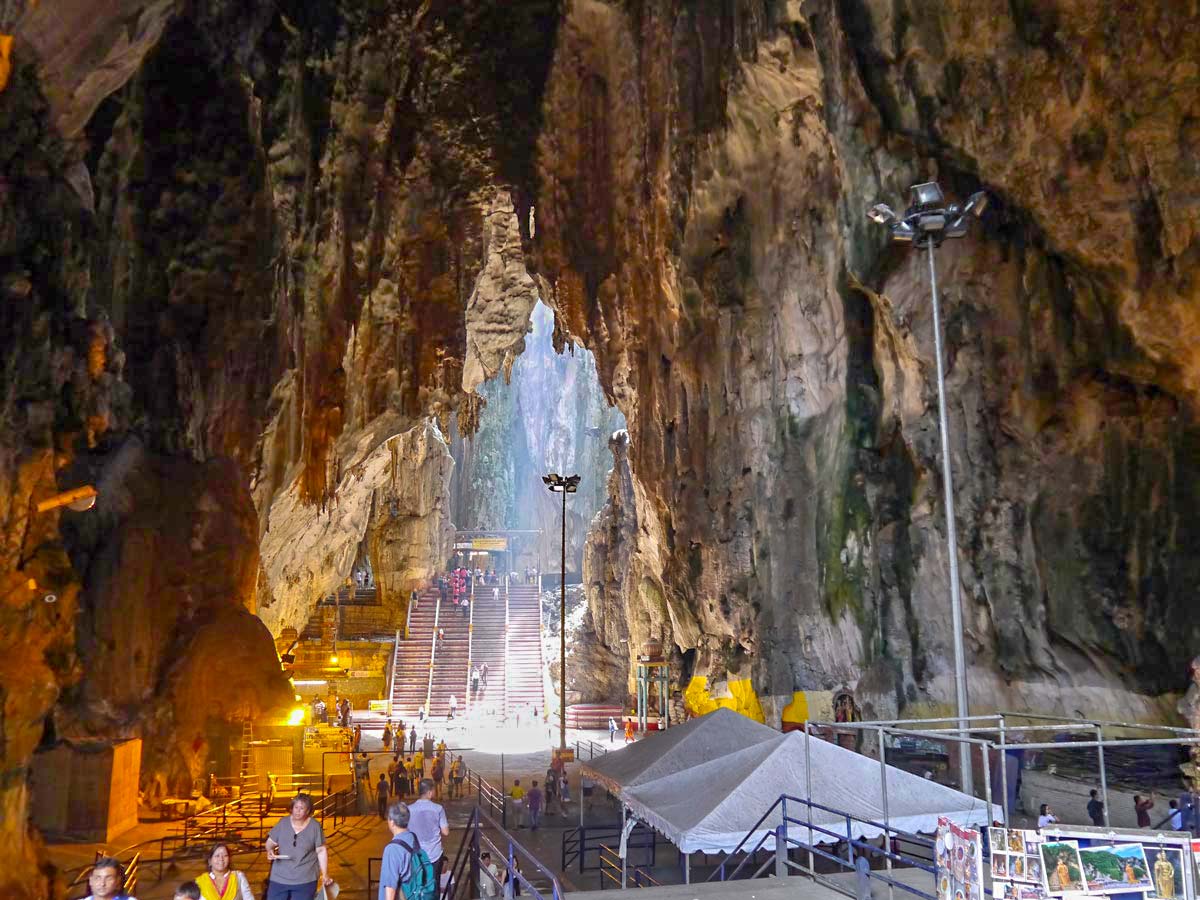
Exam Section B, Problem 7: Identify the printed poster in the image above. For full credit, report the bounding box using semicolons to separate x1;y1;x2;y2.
938;816;984;900
1149;846;1185;900
1041;841;1087;895
1079;843;1153;894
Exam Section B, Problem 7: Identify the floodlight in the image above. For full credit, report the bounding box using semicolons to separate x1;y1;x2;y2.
918;213;946;232
944;217;969;239
966;191;988;217
910;182;944;208
891;221;915;242
868;203;897;224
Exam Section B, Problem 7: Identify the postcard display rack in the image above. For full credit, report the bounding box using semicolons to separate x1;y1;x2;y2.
987;826;1196;900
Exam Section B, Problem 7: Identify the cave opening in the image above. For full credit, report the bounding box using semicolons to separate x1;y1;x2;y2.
448;300;625;585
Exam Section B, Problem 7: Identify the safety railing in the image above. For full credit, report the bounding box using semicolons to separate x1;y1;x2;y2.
573;737;609;761
598;843;622;888
708;792;938;900
561;822;657;874
370;806;565;900
426;594;442;714
461;762;507;826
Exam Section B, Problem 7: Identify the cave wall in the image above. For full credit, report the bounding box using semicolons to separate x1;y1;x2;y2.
536;0;1200;721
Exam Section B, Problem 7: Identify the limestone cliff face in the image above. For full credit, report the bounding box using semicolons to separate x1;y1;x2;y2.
537;0;1200;723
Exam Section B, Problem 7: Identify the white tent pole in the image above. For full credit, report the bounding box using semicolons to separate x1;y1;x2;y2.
998;717;1009;827
684;852;691;884
621;804;628;889
805;723;815;876
879;725;894;900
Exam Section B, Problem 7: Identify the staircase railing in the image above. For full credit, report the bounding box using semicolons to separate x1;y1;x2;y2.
561;822;656;875
387;628;401;717
502;576;511;720
464;587;475;717
425;594;441;716
443;805;565;900
707;792;938;900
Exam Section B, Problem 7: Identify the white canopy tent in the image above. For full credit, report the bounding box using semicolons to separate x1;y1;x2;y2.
623;730;999;854
581;707;778;794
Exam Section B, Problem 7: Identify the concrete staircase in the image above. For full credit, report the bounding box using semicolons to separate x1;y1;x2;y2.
468;583;507;715
390;587;438;717
428;594;470;718
505;581;545;720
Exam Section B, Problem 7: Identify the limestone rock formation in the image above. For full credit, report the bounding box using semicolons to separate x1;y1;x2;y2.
368;422;455;613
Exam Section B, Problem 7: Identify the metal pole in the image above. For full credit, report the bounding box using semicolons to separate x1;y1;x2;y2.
998;718;1010;827
927;239;972;797
1096;724;1111;827
621;805;628;889
879;726;894;900
805;723;815;876
981;739;993;827
560;487;567;752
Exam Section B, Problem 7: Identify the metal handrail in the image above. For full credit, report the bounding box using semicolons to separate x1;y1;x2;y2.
388;627;401;715
438;805;565;900
424;594;442;715
465;587;475;716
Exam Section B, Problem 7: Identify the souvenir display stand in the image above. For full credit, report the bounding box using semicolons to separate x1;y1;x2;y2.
986;826;1196;900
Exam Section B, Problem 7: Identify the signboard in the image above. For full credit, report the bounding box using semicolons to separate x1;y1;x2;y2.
454;538;508;551
470;538;507;551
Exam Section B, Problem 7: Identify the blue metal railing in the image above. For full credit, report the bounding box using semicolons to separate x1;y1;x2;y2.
708;793;940;900
439;805;565;900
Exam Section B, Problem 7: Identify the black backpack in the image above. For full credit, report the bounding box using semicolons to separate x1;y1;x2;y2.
392;831;437;900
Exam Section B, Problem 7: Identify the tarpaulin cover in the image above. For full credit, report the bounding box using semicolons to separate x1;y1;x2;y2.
622;730;999;854
580;707;777;794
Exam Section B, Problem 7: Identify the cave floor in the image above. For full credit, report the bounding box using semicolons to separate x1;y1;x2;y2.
45;717;1156;899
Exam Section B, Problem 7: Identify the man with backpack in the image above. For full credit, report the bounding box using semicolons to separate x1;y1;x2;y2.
380;801;437;900
408;778;450;888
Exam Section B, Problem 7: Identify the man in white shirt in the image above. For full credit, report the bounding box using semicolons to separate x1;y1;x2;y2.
84;858;136;900
478;851;501;898
408;778;450;885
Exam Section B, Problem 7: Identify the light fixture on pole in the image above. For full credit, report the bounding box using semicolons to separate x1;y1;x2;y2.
868;181;987;795
543;471;580;753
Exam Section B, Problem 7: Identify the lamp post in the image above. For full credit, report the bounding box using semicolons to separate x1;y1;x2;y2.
867;182;988;795
542;472;580;752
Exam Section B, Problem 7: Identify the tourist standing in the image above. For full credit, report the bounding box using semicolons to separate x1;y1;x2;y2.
382;721;393;751
1136;794;1156;828
378;801;422;900
609;717;617;743
432;754;445;801
83;857;134;900
408;778;451;887
409;724;418;754
264;794;331;899
377;774;391;819
196;842;253;900
624;718;635;743
450;755;465;799
478;852;501;899
1169;799;1185;830
509;779;526;828
471;666;481;697
480;662;489;688
1037;804;1058;828
1087;789;1104;827
559;772;571;817
448;694;458;720
527;780;544;830
389;755;403;799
